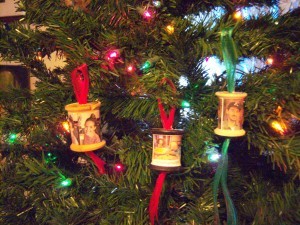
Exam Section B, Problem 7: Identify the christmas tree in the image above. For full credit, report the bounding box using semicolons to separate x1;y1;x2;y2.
0;0;299;224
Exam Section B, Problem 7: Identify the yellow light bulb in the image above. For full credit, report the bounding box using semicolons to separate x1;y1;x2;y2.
166;25;174;34
266;57;273;65
62;121;70;132
36;51;43;61
271;120;286;135
233;11;242;20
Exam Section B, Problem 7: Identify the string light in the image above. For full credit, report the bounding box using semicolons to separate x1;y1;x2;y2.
181;100;191;108
62;121;70;132
266;57;274;65
8;133;17;144
141;61;151;71
137;7;155;20
60;178;72;187
208;153;221;162
153;1;162;8
106;49;120;61
114;163;124;172
233;11;242;20
205;143;221;163
271;120;287;135
166;25;175;34
36;51;43;61
126;64;135;73
56;171;73;188
140;56;159;72
143;10;153;19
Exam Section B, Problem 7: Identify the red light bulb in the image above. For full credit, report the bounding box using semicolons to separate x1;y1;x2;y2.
126;65;135;73
109;51;117;58
115;163;124;172
106;50;119;60
143;10;151;18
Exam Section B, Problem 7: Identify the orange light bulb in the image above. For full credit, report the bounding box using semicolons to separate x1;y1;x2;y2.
166;25;174;34
271;120;286;135
62;121;70;132
266;57;274;65
233;11;242;20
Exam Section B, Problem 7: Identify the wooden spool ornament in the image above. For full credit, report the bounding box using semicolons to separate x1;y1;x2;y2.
214;91;247;137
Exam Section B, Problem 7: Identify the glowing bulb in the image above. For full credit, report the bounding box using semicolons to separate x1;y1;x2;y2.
115;163;124;172
208;153;221;162
8;133;17;143
60;178;72;187
9;133;17;140
153;1;162;8
266;57;273;65
36;51;43;61
106;50;119;60
166;25;174;34
126;65;135;73
140;56;159;72
109;52;117;58
142;8;155;20
233;11;242;20
181;100;190;108
143;10;152;18
141;61;151;70
271;120;286;135
62;121;70;132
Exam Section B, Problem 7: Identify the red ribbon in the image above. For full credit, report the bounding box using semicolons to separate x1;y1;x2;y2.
149;78;177;225
149;172;167;225
85;151;106;175
157;99;175;130
71;63;89;104
157;77;176;130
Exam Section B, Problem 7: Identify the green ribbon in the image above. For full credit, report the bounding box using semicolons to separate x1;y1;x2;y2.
213;27;238;225
221;27;238;93
213;139;237;225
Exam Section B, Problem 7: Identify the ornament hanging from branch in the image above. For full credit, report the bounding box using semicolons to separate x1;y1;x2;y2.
65;64;106;174
213;27;243;225
149;77;184;225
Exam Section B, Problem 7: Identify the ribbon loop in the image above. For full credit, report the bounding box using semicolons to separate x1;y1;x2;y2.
157;78;177;130
221;27;238;93
71;63;89;104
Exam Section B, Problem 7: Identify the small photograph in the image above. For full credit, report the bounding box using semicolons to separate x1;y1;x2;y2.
220;100;244;130
152;134;182;160
68;112;102;145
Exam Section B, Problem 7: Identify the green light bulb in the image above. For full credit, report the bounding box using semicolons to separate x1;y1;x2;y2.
60;178;72;187
181;100;190;108
8;133;17;143
141;61;151;70
208;153;221;162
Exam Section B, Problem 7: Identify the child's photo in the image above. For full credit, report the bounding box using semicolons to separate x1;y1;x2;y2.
68;112;101;145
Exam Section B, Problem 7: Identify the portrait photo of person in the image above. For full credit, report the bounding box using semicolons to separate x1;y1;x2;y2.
223;101;243;130
82;114;101;145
